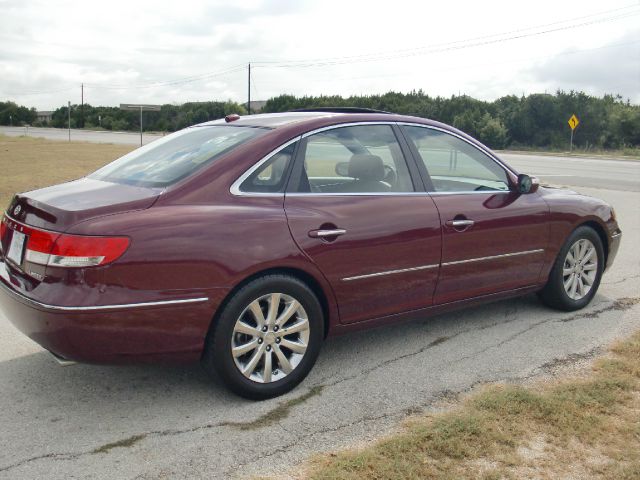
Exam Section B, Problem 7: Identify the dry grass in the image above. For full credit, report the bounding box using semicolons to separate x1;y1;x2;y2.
300;330;640;480
0;135;135;210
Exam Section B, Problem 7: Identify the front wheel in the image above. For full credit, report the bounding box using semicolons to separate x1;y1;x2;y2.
202;274;324;400
538;226;604;311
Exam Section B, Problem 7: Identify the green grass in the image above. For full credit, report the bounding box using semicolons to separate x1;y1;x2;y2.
0;134;135;210
498;146;640;160
298;330;640;480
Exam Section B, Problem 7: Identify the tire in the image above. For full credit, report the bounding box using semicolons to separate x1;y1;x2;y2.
538;226;604;311
202;274;324;400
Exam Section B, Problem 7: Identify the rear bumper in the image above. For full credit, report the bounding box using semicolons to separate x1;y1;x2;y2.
0;262;225;364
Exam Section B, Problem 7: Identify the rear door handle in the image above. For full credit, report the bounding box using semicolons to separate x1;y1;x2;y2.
446;219;475;228
308;229;347;238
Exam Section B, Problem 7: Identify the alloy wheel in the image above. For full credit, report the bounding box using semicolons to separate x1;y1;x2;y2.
231;293;310;383
562;238;598;301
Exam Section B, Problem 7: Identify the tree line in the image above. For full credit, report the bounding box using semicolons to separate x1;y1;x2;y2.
1;90;638;150
262;91;640;150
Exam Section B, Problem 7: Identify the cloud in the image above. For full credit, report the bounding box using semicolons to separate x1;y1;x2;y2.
530;32;640;101
1;0;638;109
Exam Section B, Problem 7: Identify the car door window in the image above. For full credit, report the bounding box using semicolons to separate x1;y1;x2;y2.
403;126;509;192
293;125;414;193
239;142;296;193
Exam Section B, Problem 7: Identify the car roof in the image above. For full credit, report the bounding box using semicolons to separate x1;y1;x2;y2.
198;111;339;128
195;110;438;130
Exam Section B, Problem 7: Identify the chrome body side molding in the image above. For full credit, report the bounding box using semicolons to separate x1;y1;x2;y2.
442;249;545;267
342;264;439;282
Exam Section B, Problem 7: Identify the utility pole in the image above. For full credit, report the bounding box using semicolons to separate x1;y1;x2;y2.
247;62;251;115
67;101;71;141
120;104;160;147
80;83;84;129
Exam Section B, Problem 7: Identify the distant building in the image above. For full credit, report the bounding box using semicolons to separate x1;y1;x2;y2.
249;100;267;113
36;111;53;123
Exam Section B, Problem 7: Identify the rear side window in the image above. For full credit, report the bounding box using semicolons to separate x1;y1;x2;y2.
239;142;297;193
89;126;266;188
403;126;509;193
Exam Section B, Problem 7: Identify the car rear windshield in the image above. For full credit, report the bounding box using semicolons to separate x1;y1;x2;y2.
88;126;267;188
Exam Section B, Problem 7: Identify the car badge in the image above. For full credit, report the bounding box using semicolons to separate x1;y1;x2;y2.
13;205;22;216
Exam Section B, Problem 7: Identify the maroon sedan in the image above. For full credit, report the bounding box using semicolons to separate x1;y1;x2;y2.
0;108;621;399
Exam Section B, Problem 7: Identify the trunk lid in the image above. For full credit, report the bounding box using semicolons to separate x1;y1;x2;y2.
5;178;162;232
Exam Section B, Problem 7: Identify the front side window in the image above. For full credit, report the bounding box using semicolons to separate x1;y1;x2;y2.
90;126;267;188
403;126;510;192
292;124;414;193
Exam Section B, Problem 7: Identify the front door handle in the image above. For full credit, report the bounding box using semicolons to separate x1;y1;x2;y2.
308;228;347;239
446;219;475;229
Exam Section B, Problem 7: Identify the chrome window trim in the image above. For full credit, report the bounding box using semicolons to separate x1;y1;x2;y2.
230;120;518;198
231;122;408;197
0;277;208;311
442;249;544;267
428;190;511;196
299;121;395;138
342;264;439;282
285;190;512;197
230;135;302;197
286;192;425;197
397;122;518;178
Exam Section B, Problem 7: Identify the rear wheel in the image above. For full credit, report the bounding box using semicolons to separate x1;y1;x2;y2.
202;274;324;400
538;226;604;311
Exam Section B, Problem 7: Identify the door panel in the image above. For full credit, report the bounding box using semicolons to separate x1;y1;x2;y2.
401;124;550;304
284;124;441;325
431;191;549;304
285;195;442;323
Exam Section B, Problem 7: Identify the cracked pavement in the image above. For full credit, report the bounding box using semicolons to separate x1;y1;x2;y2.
1;179;639;479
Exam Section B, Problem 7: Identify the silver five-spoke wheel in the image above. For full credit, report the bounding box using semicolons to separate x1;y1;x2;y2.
231;293;310;383
562;238;598;301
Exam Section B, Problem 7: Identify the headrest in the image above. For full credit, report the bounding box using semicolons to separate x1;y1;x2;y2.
348;154;385;181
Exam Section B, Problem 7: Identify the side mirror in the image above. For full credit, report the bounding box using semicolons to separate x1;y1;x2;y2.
335;162;350;177
516;174;539;194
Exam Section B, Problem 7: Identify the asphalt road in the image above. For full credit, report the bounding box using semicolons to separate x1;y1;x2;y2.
0;126;163;146
0;134;639;479
499;152;640;192
2;125;638;192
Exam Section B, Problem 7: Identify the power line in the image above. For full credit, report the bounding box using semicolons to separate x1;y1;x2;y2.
251;3;639;68
3;4;638;97
253;10;639;69
85;64;246;90
269;39;640;86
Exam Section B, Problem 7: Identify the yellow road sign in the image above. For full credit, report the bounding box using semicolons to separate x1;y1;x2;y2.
568;114;579;130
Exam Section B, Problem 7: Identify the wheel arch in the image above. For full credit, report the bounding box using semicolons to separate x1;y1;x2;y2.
579;220;609;264
204;266;334;355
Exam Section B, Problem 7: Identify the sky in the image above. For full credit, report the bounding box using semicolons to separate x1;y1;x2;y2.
0;0;638;110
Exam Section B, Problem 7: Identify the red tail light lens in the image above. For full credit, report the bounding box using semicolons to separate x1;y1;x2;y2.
0;217;130;268
0;217;7;245
46;235;130;267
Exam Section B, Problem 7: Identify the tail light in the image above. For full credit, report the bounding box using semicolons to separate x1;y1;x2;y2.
27;233;129;268
0;219;7;247
3;216;129;268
